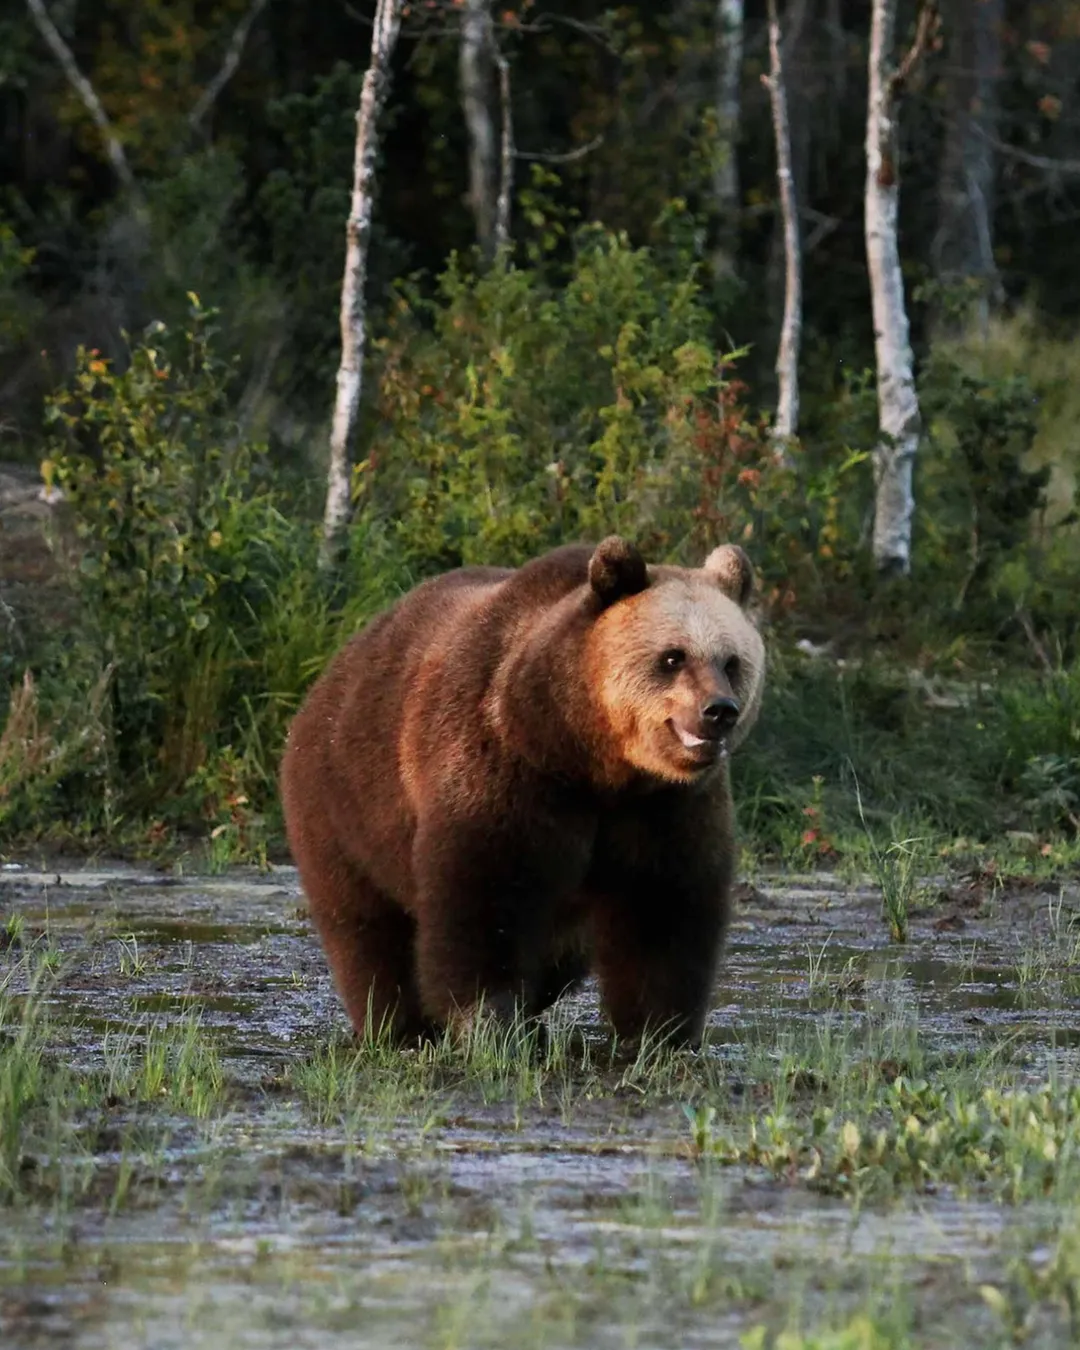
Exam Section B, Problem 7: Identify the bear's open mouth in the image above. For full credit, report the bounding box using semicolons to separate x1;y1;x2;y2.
669;720;728;761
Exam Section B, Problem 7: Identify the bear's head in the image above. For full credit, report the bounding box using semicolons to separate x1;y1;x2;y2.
584;536;765;786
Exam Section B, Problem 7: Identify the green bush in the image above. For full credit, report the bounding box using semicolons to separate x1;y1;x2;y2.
45;299;282;782
0;213;38;361
917;350;1080;657
366;226;803;579
11;299;404;847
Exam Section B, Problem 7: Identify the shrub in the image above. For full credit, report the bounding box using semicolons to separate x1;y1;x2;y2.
364;223;847;621
22;299;404;844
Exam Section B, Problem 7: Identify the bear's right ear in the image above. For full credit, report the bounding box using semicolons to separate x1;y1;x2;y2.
703;543;754;607
588;536;649;606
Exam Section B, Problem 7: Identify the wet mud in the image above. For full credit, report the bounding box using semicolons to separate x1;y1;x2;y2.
1;861;1079;1348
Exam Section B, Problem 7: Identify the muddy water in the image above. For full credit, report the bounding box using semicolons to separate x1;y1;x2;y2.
1;862;1079;1349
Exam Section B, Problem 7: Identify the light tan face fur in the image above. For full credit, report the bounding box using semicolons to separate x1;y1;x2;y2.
585;560;765;786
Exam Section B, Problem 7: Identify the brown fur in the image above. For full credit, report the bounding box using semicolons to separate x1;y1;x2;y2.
280;537;765;1046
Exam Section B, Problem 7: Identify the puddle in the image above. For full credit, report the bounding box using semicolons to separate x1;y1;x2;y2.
2;863;1080;1347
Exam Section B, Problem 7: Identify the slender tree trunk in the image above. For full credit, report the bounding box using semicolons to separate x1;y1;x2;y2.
764;0;801;451
932;0;1004;332
461;0;498;261
864;0;938;577
764;0;808;410
493;37;513;258
713;0;744;271
320;0;403;573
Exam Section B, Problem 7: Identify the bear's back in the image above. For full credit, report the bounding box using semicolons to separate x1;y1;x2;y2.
283;548;598;899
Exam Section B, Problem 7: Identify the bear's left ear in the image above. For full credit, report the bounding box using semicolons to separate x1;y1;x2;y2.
589;536;649;607
703;543;754;607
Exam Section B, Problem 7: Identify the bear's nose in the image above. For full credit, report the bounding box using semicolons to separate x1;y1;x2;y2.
702;696;740;734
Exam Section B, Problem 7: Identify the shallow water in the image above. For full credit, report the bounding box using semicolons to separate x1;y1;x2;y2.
2;862;1079;1348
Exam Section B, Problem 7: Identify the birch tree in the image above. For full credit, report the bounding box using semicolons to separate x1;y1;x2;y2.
492;39;514;257
864;0;939;577
713;0;744;271
763;0;801;451
460;0;498;261
320;0;404;572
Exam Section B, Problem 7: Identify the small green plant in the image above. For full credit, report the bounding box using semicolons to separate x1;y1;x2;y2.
875;836;926;944
854;781;927;943
115;933;147;977
982;1214;1080;1344
740;1313;909;1350
1;912;24;952
683;1101;719;1157
103;1010;224;1117
0;984;47;1197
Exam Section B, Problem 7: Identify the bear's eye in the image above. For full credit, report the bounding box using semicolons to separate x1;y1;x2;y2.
725;656;741;683
659;648;686;674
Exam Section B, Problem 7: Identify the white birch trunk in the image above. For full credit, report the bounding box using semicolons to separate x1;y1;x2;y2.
714;0;744;268
493;39;513;257
320;0;403;572
864;0;932;577
460;0;498;260
764;0;801;452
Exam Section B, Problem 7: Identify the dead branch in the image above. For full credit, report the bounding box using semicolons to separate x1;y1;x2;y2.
26;0;143;204
1014;604;1055;678
515;135;604;164
970;122;1080;177
189;0;271;134
888;0;941;100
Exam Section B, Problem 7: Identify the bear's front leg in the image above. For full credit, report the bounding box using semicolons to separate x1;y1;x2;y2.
411;810;592;1030
590;885;727;1048
589;793;734;1048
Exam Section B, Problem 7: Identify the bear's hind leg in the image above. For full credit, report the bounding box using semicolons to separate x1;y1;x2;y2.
297;844;428;1043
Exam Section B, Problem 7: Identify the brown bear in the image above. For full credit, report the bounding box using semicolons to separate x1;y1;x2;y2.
280;536;765;1047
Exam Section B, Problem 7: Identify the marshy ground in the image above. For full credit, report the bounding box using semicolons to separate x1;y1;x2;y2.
3;861;1080;1349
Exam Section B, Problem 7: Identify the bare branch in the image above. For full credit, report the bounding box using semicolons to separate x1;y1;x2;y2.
803;206;840;252
26;0;143;203
513;14;616;53
970;121;1080;177
888;0;940;100
515;135;604;165
189;0;270;134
